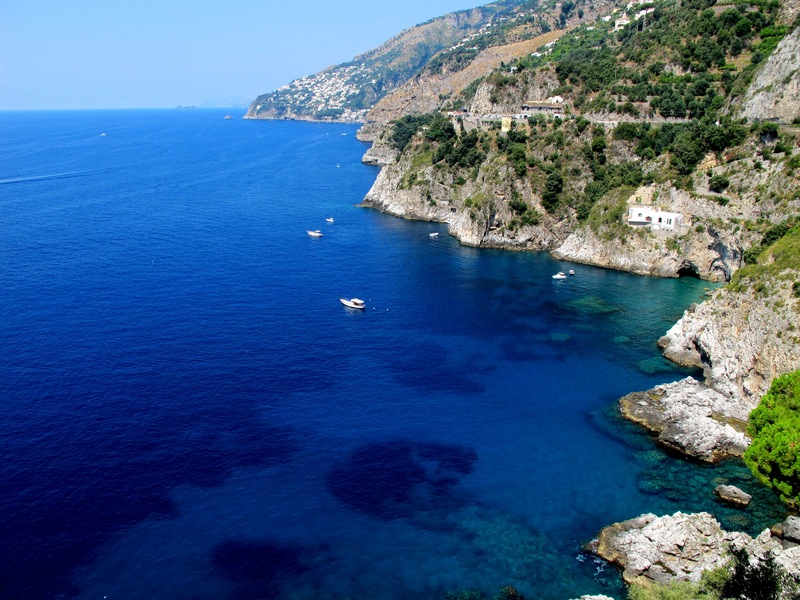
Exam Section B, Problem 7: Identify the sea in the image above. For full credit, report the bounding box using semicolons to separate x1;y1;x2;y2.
0;109;787;600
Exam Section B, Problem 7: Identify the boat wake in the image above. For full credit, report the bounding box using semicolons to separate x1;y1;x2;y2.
0;169;101;185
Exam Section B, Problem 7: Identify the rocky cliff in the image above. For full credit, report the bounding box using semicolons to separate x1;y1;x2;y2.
739;26;800;124
659;263;800;404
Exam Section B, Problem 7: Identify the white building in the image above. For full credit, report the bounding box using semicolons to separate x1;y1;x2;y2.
626;205;683;231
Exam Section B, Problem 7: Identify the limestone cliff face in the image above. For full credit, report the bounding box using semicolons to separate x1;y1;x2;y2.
658;279;800;403
361;140;571;250
553;182;753;281
363;152;748;280
739;26;800;124
552;223;742;281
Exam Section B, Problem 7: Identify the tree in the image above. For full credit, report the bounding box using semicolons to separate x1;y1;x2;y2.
670;132;703;175
542;171;563;212
744;370;800;509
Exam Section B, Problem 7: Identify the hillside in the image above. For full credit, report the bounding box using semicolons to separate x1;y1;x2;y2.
244;0;610;122
359;0;800;431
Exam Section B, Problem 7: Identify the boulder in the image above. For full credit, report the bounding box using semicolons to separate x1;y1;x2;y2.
714;485;752;508
781;516;800;544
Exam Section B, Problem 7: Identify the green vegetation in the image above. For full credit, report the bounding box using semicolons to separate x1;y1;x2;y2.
390;113;436;151
627;545;798;600
744;370;800;509
372;0;797;248
741;217;799;265
612;118;747;176
709;174;730;193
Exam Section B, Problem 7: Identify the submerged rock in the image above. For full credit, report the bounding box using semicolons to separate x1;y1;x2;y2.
618;377;751;463
714;485;752;508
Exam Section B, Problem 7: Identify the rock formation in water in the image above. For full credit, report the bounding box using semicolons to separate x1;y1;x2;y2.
592;512;800;591
619;377;751;463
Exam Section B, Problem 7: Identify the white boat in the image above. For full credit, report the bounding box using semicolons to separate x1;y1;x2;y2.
568;269;575;276
340;298;365;309
552;272;567;280
429;232;439;238
326;218;334;223
307;230;323;237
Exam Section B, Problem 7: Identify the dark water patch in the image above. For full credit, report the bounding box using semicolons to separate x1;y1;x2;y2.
327;441;478;521
384;341;486;395
502;340;571;363
0;411;298;600
213;539;308;600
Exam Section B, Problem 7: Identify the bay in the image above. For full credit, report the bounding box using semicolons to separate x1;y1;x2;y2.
0;109;785;600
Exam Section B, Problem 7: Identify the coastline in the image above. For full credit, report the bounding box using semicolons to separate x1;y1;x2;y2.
353;127;800;593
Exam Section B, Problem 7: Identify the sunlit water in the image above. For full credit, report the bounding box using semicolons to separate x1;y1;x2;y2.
0;109;786;600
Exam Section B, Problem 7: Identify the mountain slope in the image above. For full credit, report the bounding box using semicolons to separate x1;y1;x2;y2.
243;0;610;122
244;5;508;121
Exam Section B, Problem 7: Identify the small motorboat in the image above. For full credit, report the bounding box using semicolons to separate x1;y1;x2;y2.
340;298;365;309
429;232;439;238
568;269;575;276
552;271;567;280
307;230;323;237
326;218;334;223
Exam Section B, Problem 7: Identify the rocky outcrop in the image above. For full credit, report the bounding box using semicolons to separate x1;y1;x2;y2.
553;181;756;281
593;512;800;588
658;282;800;404
739;27;800;125
361;142;399;167
552;225;741;282
619;377;751;463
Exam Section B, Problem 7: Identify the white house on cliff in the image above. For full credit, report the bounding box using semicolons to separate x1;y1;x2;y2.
626;205;683;231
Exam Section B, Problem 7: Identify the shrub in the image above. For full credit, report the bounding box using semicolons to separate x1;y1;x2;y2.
708;174;730;193
744;370;800;509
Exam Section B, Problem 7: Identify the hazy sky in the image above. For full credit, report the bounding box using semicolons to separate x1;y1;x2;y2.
0;0;484;111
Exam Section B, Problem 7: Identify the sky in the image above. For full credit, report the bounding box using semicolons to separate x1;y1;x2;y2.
0;0;485;111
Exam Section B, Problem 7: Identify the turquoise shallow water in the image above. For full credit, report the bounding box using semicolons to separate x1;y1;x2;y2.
0;109;787;600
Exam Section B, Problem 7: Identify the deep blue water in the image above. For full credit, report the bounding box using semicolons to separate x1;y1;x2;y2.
0;109;787;600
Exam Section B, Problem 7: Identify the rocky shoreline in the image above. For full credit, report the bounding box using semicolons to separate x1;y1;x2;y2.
358;138;800;595
591;512;800;589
